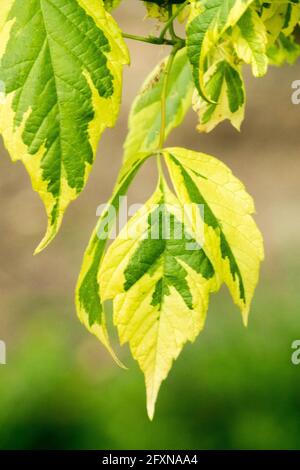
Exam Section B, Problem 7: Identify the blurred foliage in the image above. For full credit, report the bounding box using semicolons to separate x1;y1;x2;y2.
1;258;300;450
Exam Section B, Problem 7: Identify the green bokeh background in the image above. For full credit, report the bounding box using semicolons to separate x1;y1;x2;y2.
0;1;300;449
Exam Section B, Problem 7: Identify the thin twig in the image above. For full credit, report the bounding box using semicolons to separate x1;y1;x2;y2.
159;0;189;42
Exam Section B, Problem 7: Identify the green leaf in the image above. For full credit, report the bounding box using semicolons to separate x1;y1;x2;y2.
98;145;264;418
186;0;254;101
233;7;268;77
75;152;149;366
261;0;300;46
0;0;129;252
123;48;194;162
282;1;300;36
267;33;300;66
164;147;264;323
99;178;216;418
193;59;245;132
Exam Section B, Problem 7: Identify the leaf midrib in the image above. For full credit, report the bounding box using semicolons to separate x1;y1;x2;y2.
39;0;66;214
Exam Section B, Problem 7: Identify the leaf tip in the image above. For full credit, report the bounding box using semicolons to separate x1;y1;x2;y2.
146;380;160;421
33;213;62;254
147;399;156;421
76;297;128;370
34;240;49;255
242;306;250;327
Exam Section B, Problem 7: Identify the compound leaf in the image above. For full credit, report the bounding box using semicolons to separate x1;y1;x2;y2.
99;178;216;418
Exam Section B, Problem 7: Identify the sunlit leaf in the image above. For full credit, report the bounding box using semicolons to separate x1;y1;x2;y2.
0;0;128;252
233;7;268;77
186;0;254;101
99;178;216;418
76;152;149;366
164;147;264;322
193;59;245;132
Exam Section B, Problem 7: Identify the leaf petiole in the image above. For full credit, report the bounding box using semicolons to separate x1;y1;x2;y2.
122;32;182;46
158;44;181;150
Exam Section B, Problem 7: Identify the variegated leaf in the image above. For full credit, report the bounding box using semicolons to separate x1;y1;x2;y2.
164;147;264;323
232;6;268;77
76;152;149;366
99;178;216;418
186;0;254;101
261;0;300;46
0;0;128;252
267;33;300;66
193;59;245;132
124;48;194;162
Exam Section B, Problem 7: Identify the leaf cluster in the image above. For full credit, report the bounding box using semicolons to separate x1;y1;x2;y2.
1;0;299;417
